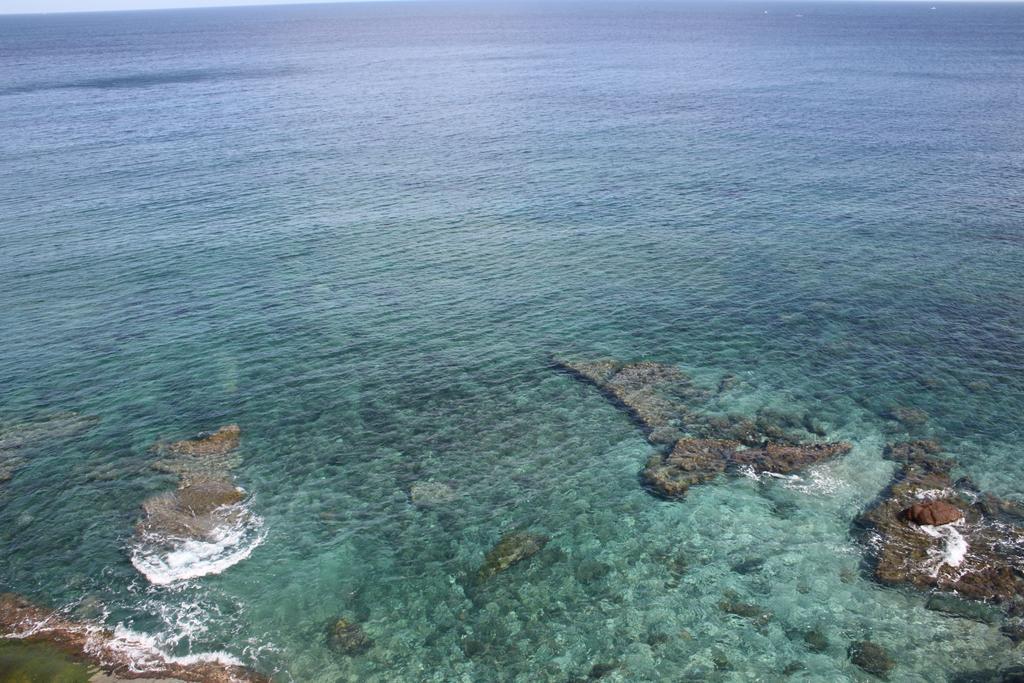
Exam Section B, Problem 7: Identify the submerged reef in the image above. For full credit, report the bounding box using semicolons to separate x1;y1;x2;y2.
555;357;851;499
326;617;373;656
478;530;550;581
0;412;99;484
855;440;1024;605
0;593;266;682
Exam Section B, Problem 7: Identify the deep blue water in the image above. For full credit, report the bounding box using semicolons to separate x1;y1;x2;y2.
1;1;1024;680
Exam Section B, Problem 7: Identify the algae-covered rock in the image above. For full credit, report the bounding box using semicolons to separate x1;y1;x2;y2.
478;530;549;580
849;640;895;680
0;639;92;682
326;617;373;655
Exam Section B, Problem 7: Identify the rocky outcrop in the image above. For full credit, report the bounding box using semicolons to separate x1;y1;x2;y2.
556;358;851;499
139;426;247;545
165;424;241;456
854;441;1024;604
641;432;850;500
137;478;246;540
133;425;261;585
0;593;266;682
478;531;549;581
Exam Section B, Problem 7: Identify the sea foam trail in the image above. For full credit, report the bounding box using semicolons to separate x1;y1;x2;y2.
130;501;266;586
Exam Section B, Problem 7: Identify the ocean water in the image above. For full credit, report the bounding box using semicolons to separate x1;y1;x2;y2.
1;1;1024;680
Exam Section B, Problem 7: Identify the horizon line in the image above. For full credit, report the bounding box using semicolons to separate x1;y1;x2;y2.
3;0;1023;17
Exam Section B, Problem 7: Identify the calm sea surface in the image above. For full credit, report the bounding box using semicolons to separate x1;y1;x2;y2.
1;1;1024;680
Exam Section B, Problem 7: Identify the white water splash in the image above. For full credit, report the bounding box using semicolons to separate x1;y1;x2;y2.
919;522;969;577
130;502;266;586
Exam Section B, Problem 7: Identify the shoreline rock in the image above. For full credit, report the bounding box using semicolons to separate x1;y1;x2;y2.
0;593;265;682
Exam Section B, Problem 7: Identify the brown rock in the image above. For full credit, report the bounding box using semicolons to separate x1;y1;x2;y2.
641;438;734;499
165;424;241;456
902;500;963;526
137;478;245;541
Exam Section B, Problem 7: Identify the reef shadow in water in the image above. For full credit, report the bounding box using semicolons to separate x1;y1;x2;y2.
0;66;295;96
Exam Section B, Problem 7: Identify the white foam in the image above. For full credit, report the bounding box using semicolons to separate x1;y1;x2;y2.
919;522;969;577
4;615;244;675
915;488;955;501
130;502;266;586
102;624;244;670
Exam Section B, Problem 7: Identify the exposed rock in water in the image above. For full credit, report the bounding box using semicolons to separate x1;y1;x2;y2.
642;438;851;500
410;480;456;507
902;500;963;526
478;530;549;580
641;438;731;499
854;441;1024;604
0;593;266;682
556;357;852;500
326;617;373;655
848;640;895;680
137;478;246;540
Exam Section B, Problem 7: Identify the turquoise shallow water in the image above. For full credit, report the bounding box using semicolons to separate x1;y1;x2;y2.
2;2;1024;680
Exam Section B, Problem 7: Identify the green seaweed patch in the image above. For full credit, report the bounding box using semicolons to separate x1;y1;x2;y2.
0;639;94;682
